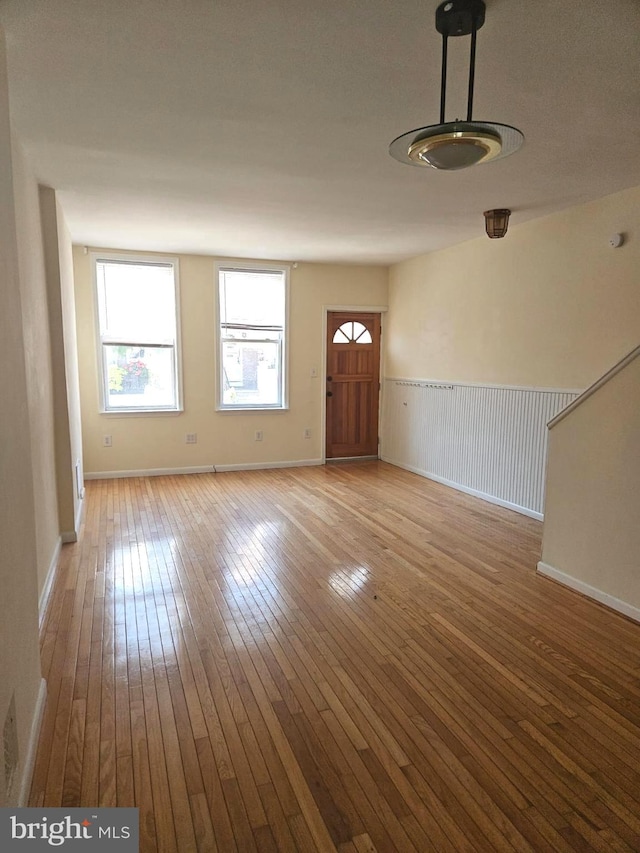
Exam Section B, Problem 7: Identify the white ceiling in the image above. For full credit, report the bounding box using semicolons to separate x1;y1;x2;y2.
2;0;639;265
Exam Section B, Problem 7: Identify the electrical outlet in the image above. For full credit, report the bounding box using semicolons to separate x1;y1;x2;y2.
310;366;318;378
254;430;264;441
303;428;312;439
103;435;112;447
185;433;197;444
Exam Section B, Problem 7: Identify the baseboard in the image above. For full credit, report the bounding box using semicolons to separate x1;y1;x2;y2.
537;561;640;623
326;455;379;463
39;537;61;629
85;464;216;479
17;678;47;806
381;457;543;521
211;458;323;473
74;491;84;535
57;480;85;545
85;459;323;479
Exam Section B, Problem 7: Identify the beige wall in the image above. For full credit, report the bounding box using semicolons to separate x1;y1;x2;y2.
12;143;61;592
387;186;640;389
540;352;640;614
57;200;84;529
0;31;43;807
40;187;84;539
73;248;387;474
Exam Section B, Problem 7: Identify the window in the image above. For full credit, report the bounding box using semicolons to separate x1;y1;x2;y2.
94;254;181;412
332;321;373;344
217;264;288;409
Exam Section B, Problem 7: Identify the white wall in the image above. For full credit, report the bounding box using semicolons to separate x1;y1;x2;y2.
381;380;577;517
73;248;388;475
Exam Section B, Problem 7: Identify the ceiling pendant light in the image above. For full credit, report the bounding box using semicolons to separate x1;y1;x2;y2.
389;0;524;171
484;208;511;238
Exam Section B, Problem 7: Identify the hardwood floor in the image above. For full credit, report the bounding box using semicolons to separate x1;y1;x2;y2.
32;461;640;852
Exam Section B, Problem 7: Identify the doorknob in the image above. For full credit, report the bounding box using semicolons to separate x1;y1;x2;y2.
327;375;332;381
326;391;333;397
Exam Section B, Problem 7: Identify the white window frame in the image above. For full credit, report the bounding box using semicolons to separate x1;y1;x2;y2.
215;261;290;411
92;251;183;414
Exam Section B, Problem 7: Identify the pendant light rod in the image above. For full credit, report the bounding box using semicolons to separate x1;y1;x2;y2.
389;0;524;172
466;20;478;121
435;0;485;124
440;32;448;124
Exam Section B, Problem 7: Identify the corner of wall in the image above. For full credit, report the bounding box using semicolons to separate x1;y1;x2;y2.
38;537;62;629
17;679;47;807
0;29;45;810
39;185;85;545
537;561;640;624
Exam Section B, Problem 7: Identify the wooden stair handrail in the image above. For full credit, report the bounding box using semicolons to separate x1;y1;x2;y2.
548;343;640;429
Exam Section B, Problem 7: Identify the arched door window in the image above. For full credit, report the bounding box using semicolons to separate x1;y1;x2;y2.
332;320;373;344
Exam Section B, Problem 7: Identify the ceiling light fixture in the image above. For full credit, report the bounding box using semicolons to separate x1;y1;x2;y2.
484;208;511;238
389;0;524;171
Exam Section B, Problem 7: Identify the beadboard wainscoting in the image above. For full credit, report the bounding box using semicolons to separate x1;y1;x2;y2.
380;379;579;518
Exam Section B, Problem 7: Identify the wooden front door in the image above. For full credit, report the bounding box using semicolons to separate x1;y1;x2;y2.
326;311;381;459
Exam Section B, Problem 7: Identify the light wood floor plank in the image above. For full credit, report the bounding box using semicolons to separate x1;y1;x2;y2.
32;461;640;852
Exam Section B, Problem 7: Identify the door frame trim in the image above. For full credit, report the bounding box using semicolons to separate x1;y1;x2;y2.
321;305;387;464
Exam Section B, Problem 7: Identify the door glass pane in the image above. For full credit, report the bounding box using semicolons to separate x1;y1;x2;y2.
332;321;372;344
332;327;351;343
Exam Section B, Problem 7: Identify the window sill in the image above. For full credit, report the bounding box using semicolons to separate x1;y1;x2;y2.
216;406;289;413
100;408;183;417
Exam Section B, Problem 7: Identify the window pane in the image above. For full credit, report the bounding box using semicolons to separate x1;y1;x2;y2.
104;345;175;409
97;261;176;342
224;328;281;341
222;340;280;406
220;270;284;328
333;320;373;344
218;266;287;409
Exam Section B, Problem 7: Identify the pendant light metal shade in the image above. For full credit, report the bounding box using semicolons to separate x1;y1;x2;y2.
389;121;523;170
389;0;524;171
484;208;511;238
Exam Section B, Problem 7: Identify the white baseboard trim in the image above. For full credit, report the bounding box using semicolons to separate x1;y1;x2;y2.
17;678;47;806
74;492;84;535
60;531;77;544
537;561;640;623
210;458;323;473
39;537;61;629
326;455;379;463
381;457;543;521
85;459;324;479
86;464;216;479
